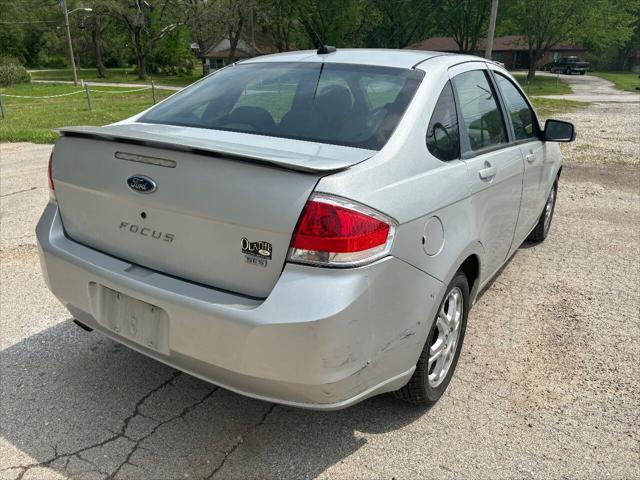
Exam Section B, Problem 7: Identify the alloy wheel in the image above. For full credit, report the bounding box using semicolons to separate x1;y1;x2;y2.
428;287;464;388
543;187;556;235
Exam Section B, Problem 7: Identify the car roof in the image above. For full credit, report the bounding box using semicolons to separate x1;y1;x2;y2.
240;48;454;69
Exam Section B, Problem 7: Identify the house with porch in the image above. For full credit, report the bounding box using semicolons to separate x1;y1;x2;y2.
204;30;279;69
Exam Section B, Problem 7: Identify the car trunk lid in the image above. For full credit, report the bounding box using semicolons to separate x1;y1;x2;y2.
52;125;375;298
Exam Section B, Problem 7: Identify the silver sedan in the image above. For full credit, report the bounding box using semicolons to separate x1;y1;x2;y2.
37;48;575;409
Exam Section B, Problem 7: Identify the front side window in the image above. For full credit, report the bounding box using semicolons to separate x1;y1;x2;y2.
495;73;539;141
141;62;424;150
452;70;508;152
426;82;459;161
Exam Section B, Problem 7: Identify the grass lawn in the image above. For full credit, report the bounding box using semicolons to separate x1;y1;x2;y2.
530;98;589;119
589;71;640;93
0;83;174;143
30;68;203;88
513;74;572;96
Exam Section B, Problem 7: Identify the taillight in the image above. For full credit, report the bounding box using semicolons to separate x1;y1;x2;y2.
287;194;396;267
47;152;55;191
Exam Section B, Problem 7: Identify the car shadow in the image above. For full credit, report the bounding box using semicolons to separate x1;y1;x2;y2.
1;319;429;479
517;239;539;250
474;246;528;304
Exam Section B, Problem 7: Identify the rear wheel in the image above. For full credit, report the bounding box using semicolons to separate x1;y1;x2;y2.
528;182;557;243
393;272;469;406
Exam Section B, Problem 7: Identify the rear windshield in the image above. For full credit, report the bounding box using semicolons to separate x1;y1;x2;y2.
140;62;424;150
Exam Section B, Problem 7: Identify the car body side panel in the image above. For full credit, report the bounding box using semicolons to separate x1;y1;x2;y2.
315;64;454;224
393;197;486;291
485;62;563;251
447;61;525;282
513;141;547;245
463;145;524;283
318;58;557;295
317;65;482;289
512;140;562;253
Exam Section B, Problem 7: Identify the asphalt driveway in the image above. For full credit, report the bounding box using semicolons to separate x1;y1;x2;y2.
1;77;639;479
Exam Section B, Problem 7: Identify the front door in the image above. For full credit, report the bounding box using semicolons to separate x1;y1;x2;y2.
450;66;524;283
491;71;548;247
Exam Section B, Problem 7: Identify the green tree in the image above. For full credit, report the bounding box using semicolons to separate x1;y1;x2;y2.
506;0;624;80
296;0;372;48
0;3;28;62
81;7;112;77
366;0;438;49
0;1;64;67
108;0;185;79
440;0;491;53
148;26;195;74
216;0;256;62
260;0;299;52
617;9;640;70
184;0;224;72
572;0;637;69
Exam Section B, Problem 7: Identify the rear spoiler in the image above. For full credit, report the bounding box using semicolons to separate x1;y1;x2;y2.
57;124;375;174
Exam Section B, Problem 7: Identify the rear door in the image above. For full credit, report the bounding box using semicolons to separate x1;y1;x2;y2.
490;69;548;247
449;64;524;282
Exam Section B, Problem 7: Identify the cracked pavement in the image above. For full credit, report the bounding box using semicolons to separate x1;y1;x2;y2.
1;88;639;479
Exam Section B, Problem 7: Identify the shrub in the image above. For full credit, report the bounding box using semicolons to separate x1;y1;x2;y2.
40;56;68;69
0;59;30;87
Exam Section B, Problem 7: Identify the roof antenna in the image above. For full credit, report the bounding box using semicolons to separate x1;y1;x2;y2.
297;7;336;55
317;44;337;55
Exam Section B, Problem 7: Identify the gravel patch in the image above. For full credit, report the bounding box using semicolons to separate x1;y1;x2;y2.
556;102;640;166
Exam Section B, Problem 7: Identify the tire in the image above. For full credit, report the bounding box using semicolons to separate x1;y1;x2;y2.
579;71;585;75
528;181;558;243
565;67;571;75
393;272;469;406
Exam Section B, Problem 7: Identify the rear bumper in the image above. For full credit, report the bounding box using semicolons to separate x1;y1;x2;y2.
37;202;445;410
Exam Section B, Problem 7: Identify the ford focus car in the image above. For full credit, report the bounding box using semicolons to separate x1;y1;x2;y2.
37;49;575;409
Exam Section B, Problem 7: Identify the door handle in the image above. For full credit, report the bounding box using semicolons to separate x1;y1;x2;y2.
526;153;536;163
478;162;497;180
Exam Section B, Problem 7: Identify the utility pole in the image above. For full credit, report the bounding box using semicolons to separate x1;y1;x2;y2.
251;5;255;48
485;0;499;60
60;0;78;86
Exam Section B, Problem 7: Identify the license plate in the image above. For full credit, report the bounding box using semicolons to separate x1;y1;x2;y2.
89;284;169;354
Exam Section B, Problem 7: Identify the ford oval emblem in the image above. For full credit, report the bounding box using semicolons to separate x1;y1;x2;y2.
126;175;157;194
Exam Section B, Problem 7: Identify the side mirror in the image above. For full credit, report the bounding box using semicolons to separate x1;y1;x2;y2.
543;119;576;142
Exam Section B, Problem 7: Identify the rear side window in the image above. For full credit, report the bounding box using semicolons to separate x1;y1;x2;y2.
494;73;539;141
452;70;507;152
426;82;459;161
